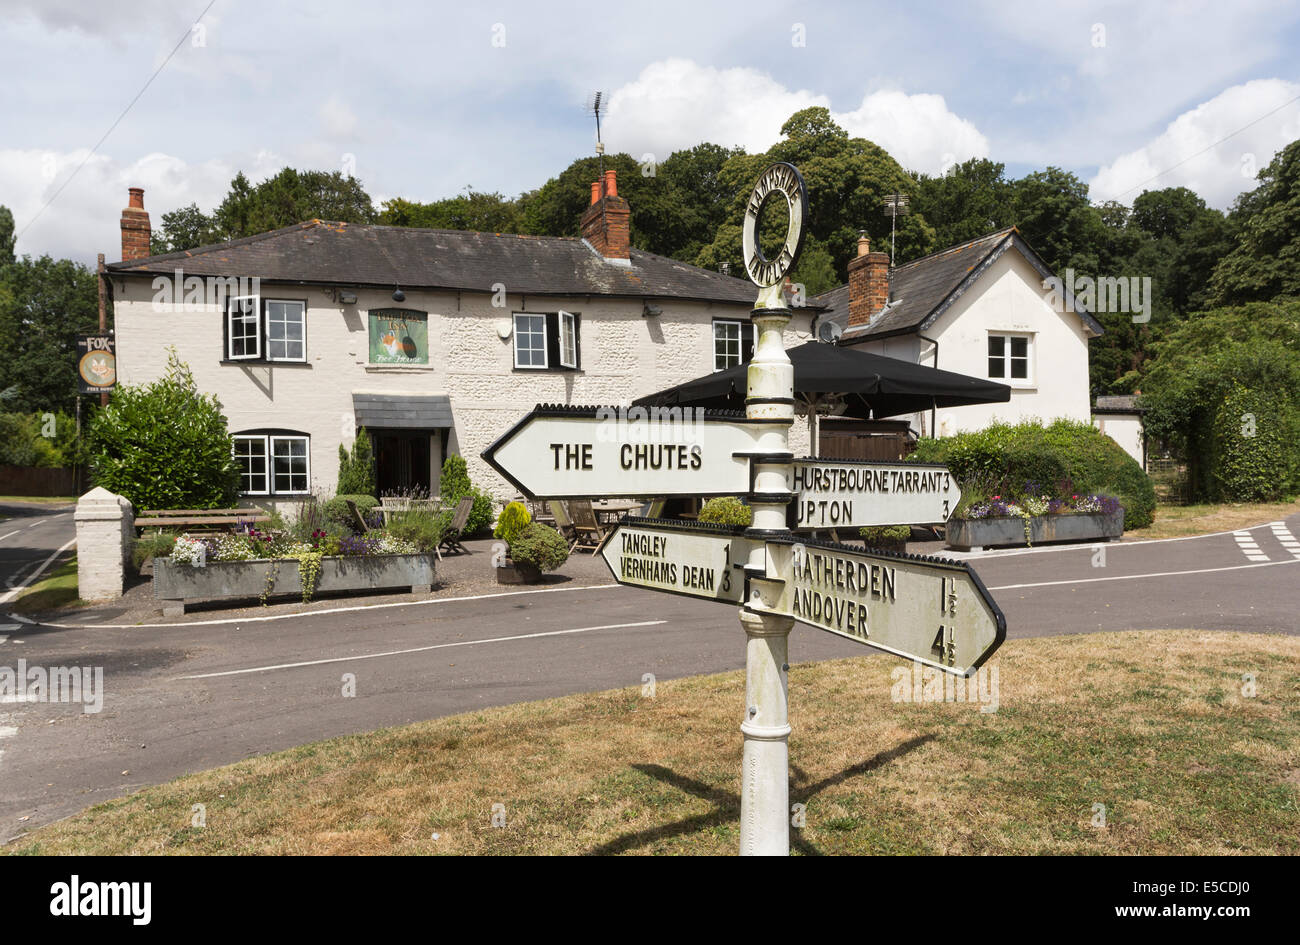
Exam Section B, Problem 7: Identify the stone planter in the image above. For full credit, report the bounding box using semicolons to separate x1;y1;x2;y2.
153;554;436;615
946;509;1124;551
495;560;542;584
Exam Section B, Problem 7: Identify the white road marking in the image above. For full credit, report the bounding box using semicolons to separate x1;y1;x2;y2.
0;696;36;704
988;555;1300;591
180;619;668;679
0;530;20;543
1233;530;1270;562
1269;522;1300;559
0;725;17;738
18;581;625;630
0;537;76;604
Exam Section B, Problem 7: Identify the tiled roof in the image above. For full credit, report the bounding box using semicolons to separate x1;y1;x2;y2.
814;227;1103;341
106;220;760;305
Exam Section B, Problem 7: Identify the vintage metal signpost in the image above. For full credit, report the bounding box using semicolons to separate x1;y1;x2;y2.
484;162;1005;856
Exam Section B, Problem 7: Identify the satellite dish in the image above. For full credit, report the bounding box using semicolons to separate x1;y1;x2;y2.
818;320;843;343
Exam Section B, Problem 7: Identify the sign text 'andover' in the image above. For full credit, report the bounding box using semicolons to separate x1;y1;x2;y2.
766;538;1004;677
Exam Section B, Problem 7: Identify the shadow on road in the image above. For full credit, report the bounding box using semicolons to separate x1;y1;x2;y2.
584;732;937;855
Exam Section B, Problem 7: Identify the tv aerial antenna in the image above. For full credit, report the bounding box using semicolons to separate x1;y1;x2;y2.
882;193;909;266
586;91;608;183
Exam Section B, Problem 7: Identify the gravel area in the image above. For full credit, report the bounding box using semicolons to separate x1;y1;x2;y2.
22;536;615;627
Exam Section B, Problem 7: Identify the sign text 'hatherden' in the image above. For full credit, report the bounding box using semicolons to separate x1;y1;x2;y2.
791;460;960;529
768;541;1003;676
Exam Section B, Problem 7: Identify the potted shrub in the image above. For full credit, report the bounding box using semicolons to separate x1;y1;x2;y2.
859;525;910;553
946;492;1125;550
493;501;536;583
698;496;753;526
497;521;569;584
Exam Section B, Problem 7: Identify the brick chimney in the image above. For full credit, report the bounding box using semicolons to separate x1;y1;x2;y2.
847;234;889;328
580;168;630;262
120;187;151;261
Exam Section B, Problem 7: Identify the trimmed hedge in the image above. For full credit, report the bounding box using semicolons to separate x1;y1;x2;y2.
509;522;569;571
909;419;1156;530
698;496;753;526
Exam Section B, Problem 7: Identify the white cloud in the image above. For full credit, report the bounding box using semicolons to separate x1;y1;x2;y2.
1090;79;1300;208
835;90;990;174
0;148;283;264
604;59;988;175
605;59;828;159
318;97;359;139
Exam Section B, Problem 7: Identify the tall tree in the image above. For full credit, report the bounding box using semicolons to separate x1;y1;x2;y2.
379;190;523;233
0;255;102;413
0;205;15;266
695;107;935;288
214;168;376;240
150;202;222;255
913;159;1012;249
1209;139;1300;304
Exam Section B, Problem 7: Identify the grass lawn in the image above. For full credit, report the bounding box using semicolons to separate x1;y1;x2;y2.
9;556;83;614
1125;498;1300;541
7;629;1298;856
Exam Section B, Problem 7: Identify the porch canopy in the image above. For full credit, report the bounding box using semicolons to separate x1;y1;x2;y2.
352;392;452;429
632;341;1011;421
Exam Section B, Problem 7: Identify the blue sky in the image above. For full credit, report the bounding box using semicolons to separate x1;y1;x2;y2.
3;0;1300;263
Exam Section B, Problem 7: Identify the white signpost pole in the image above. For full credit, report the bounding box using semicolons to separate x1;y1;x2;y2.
736;162;807;856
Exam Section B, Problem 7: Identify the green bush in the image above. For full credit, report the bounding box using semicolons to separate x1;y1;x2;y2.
322;494;380;532
132;529;180;568
440;454;472;501
0;412;69;467
860;525;910;544
337;429;375;497
386;507;452;553
1210;385;1298;501
509;522;569;572
910;419;1156;530
88;352;239;510
698;496;753;526
494;501;531;546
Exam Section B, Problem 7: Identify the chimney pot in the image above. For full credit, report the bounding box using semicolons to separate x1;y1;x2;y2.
120;187;151;261
580;171;631;262
847;239;890;329
604;169;618;198
590;181;601;205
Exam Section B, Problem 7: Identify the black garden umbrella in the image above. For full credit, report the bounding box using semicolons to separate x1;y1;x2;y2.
633;342;1011;454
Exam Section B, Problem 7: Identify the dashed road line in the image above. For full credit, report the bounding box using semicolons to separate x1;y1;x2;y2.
1233;530;1271;562
1269;521;1300;559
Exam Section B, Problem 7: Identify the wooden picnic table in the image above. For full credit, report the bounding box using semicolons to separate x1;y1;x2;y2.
591;499;641;523
135;507;269;530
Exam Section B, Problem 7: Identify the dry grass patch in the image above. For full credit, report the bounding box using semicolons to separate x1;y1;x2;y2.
1125;499;1300;541
7;630;1299;856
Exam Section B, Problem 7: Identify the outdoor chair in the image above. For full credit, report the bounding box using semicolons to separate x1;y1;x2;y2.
438;495;475;557
566;499;606;553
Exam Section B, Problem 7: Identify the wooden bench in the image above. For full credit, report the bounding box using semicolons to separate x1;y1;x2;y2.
135;507;270;532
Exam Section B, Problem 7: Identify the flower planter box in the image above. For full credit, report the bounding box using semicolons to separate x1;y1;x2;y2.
153;554;436;616
495;560;542;585
946;509;1124;551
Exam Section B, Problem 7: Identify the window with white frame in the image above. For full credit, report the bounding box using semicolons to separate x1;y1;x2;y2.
988;333;1031;383
512;311;581;371
559;310;577;369
713;319;755;371
266;300;306;361
233;436;269;495
513;313;547;368
226;295;261;360
232;433;310;495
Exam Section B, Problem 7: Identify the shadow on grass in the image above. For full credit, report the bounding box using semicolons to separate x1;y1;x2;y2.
586;733;937;855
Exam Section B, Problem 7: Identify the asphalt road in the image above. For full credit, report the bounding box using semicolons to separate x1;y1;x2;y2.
1;507;1298;842
0;502;75;609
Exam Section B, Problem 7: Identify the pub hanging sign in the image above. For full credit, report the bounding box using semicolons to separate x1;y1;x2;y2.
76;334;116;394
368;309;429;364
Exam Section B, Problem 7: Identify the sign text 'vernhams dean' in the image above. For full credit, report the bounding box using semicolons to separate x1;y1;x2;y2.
598;519;754;605
790;459;962;529
482;406;769;499
765;539;1004;676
